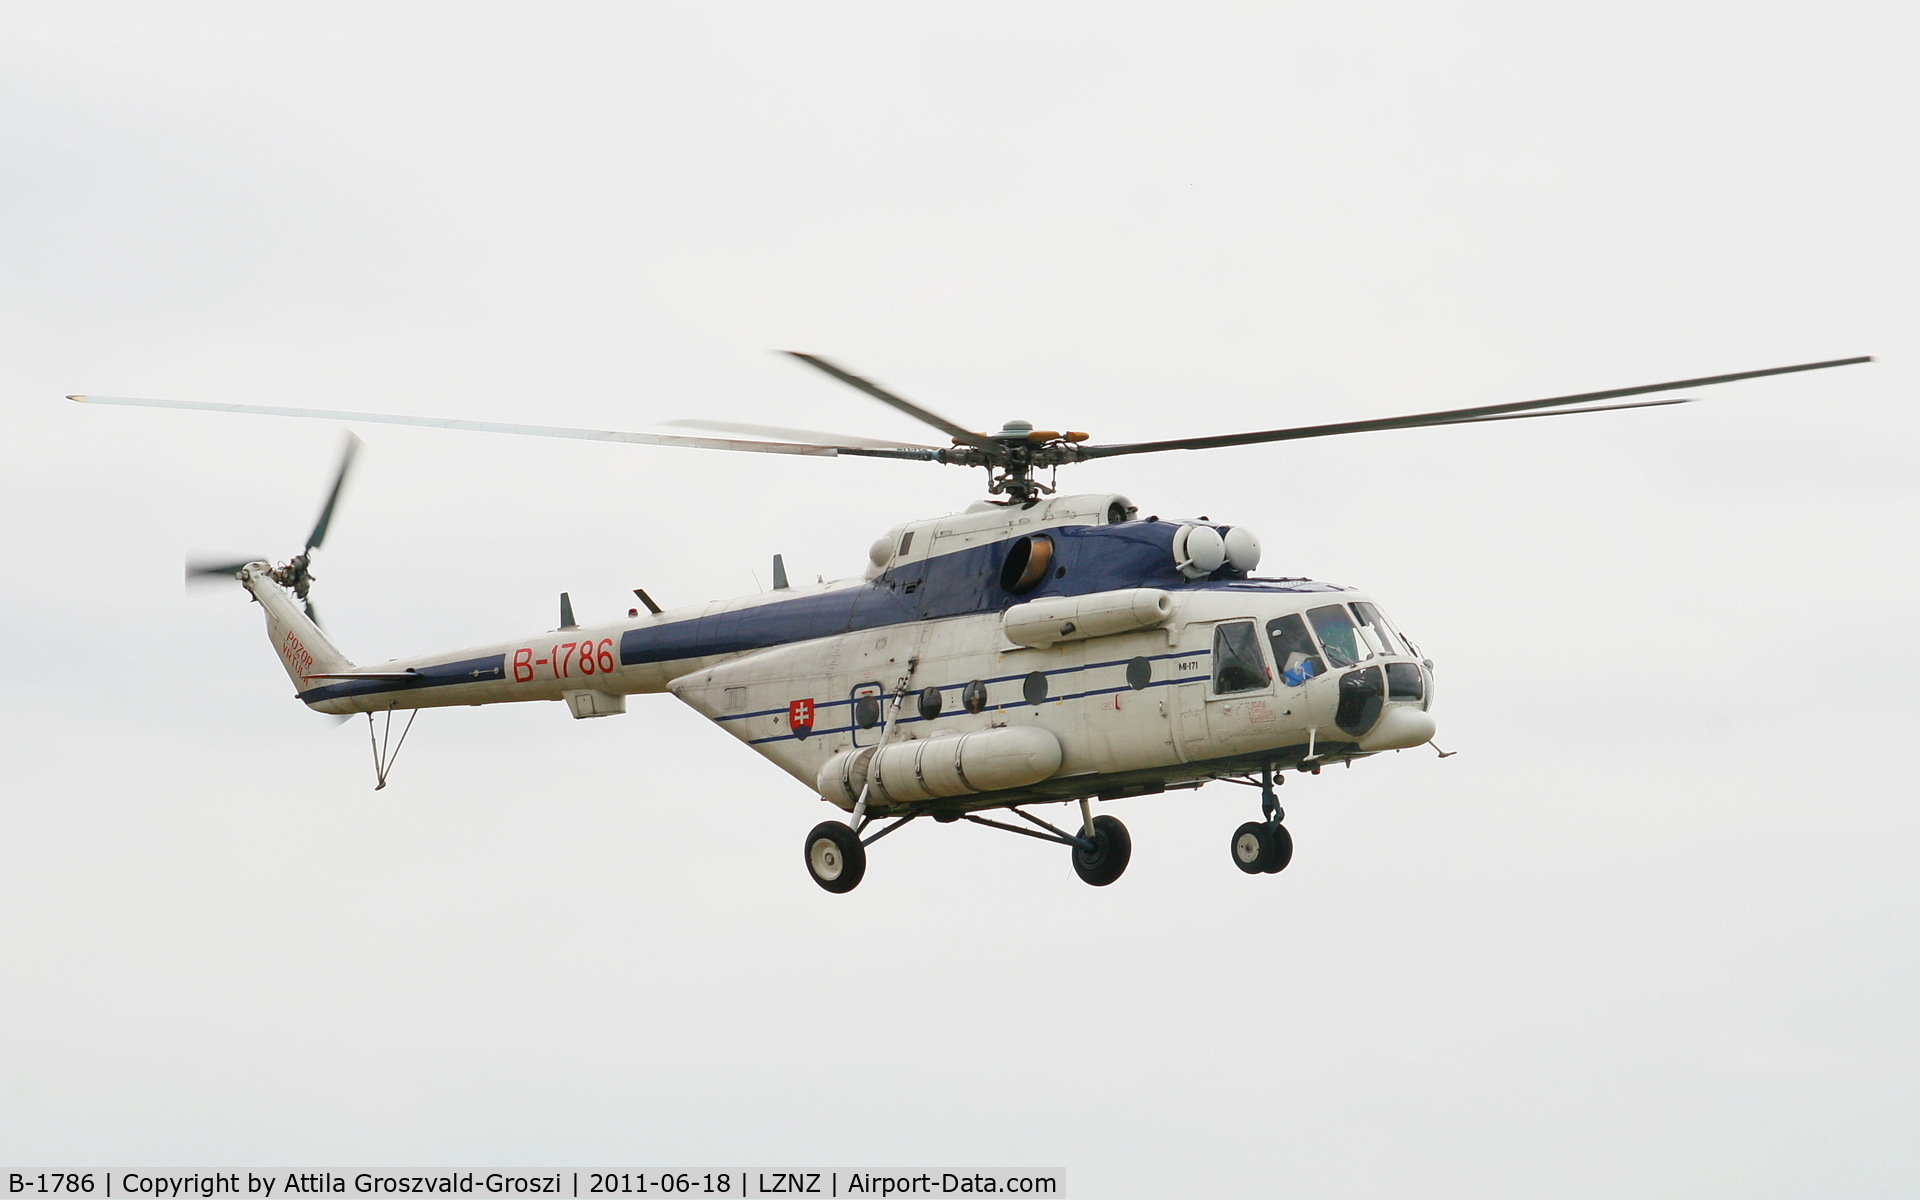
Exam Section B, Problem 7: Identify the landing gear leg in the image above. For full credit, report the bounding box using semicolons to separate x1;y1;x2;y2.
1230;765;1293;875
958;806;1132;887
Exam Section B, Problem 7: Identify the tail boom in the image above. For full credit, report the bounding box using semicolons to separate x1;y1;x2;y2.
240;563;356;705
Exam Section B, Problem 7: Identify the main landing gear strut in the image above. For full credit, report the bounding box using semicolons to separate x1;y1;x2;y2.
802;799;1133;894
1229;765;1293;875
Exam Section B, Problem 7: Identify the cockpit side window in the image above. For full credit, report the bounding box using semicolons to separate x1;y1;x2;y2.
1211;621;1268;695
1307;604;1366;667
1266;614;1324;687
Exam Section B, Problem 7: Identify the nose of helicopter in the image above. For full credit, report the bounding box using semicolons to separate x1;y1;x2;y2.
1359;703;1437;752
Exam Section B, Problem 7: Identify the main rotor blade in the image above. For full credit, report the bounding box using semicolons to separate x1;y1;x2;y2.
306;432;362;553
1077;356;1873;460
68;395;938;461
659;417;939;451
782;353;997;451
1420;395;1696;426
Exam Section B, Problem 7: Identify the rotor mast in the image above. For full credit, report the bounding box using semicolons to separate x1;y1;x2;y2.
930;419;1091;504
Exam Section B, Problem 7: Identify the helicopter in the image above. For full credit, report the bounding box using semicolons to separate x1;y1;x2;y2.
71;352;1871;893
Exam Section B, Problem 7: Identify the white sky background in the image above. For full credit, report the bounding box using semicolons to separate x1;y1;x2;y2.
2;2;1915;1194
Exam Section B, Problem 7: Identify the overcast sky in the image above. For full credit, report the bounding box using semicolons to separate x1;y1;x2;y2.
3;3;1916;1195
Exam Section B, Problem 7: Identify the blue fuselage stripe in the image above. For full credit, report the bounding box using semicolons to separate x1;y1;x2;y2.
298;654;506;703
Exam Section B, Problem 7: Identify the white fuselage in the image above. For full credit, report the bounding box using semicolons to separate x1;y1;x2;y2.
250;493;1436;815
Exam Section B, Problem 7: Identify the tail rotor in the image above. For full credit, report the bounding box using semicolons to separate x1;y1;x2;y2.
187;433;361;626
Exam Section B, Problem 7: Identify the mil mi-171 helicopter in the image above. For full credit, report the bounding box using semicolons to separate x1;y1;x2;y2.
72;352;1870;892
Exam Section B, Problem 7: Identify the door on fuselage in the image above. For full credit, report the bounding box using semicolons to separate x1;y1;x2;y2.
1175;619;1284;761
1202;619;1284;756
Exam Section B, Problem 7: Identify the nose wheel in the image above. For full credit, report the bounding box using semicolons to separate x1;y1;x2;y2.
1231;819;1293;874
1230;765;1293;875
1071;814;1132;887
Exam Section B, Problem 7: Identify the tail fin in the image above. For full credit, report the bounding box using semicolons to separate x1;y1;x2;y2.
239;564;354;689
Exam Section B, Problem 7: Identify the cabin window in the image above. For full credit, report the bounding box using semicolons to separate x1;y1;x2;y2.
917;686;943;721
1000;534;1055;595
1307;604;1366;667
1267;614;1324;687
853;684;883;729
898;531;914;557
1023;671;1049;705
1126;656;1152;690
961;680;989;714
1351;602;1406;657
1211;622;1268;695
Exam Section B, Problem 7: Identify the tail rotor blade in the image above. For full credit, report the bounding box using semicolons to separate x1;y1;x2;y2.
187;559;260;581
306;433;362;553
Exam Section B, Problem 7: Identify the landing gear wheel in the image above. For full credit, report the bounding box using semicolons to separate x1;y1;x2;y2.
1071;814;1132;887
1262;821;1294;874
1232;821;1277;874
804;821;866;894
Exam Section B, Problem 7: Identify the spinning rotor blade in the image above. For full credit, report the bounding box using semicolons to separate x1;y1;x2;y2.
1408;395;1697;426
659;418;939;451
782;352;997;451
307;433;361;552
1077;356;1874;460
186;559;260;581
67;395;938;461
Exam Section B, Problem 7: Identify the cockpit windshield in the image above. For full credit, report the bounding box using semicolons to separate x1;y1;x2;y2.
1306;604;1365;667
1351;601;1405;657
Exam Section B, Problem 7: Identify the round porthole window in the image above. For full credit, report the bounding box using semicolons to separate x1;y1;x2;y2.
917;686;943;721
961;680;989;714
854;695;882;729
1023;671;1049;705
1126;656;1152;690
